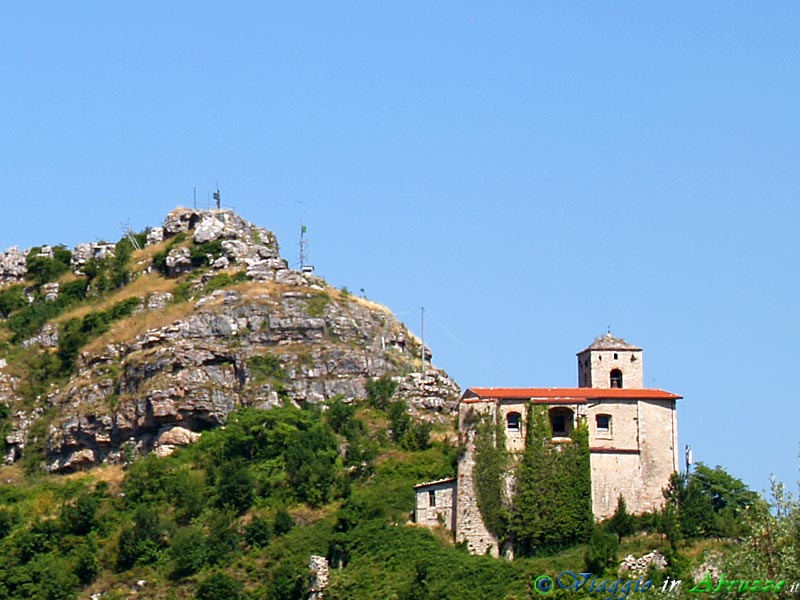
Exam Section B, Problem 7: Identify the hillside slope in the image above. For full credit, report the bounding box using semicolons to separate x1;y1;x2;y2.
0;208;459;472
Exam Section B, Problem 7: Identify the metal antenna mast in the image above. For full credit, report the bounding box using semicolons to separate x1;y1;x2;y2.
421;306;426;376
121;221;141;251
299;223;308;270
298;224;314;273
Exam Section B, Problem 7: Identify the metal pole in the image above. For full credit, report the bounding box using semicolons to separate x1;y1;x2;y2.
421;306;425;376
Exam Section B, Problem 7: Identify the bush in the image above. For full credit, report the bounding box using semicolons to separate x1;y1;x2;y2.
244;517;272;548
26;245;71;285
584;525;620;575
249;354;286;383
273;507;294;536
366;376;398;409
215;460;254;514
116;506;163;570
60;492;97;536
196;572;246;600
0;285;27;318
190;240;224;267
73;540;99;585
170;526;207;579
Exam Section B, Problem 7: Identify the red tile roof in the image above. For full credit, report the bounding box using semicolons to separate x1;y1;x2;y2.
463;387;681;402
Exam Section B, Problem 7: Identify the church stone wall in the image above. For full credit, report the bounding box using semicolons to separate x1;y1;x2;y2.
636;399;678;511
589;398;677;518
590;452;644;519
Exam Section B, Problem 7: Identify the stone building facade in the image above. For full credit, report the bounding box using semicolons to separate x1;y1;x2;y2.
413;477;457;531
415;334;681;557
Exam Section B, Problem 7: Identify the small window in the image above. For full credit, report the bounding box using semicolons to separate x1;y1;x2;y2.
613;353;618;360
549;407;573;437
596;414;611;433
507;412;521;431
428;490;436;507
610;369;623;388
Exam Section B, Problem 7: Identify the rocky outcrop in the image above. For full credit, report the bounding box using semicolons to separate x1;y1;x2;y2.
0;246;27;284
0;207;461;472
308;555;329;600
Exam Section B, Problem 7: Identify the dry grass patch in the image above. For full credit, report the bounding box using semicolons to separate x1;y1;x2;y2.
82;300;196;354
290;502;339;527
64;463;126;491
53;273;174;324
0;463;26;486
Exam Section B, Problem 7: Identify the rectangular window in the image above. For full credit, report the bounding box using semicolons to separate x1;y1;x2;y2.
596;414;611;433
428;490;436;507
551;415;566;436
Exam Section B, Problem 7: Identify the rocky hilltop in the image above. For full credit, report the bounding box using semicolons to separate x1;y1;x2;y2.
0;208;460;472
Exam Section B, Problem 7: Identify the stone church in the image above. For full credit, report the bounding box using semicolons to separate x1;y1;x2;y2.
414;334;681;556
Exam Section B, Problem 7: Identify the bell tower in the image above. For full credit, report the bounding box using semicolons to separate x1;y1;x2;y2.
577;333;643;389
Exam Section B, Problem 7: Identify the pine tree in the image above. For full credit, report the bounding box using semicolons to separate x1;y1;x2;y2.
607;494;635;541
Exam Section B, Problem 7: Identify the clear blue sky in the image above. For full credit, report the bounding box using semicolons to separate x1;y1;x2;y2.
2;2;798;493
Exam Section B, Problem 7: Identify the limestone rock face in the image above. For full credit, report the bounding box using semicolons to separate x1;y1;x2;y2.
0;246;28;284
0;207;461;472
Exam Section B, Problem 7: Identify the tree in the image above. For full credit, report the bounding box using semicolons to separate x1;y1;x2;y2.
60;493;97;536
116;506;163;570
215;460;254;514
170;526;207;579
473;413;508;539
510;406;558;555
510;408;592;555
722;479;800;587
607;495;635;541
244;517;272;548
196;572;246;600
273;508;294;536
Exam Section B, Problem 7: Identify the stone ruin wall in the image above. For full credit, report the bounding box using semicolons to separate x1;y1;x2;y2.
455;400;499;557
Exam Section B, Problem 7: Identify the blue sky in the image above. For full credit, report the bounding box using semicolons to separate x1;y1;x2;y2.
2;2;798;493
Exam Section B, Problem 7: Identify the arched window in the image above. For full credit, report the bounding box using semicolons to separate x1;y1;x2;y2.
506;412;521;431
549;407;574;437
610;369;623;388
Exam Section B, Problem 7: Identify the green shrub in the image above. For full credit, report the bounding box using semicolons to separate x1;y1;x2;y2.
60;492;97;536
249;354;286;383
307;292;330;317
26;245;71;285
116;506;163;570
0;285;27;318
244;517;272;549
195;572;246;600
170;525;207;579
215;460;254;514
273;507;294;536
204;271;247;294
190;240;224;267
366;376;398;409
584;525;619;575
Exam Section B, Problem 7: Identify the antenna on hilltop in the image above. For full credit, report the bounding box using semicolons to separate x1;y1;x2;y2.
121;220;141;251
421;306;426;376
299;224;314;274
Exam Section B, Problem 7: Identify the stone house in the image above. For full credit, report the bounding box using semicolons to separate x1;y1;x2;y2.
414;334;681;557
413;477;457;531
